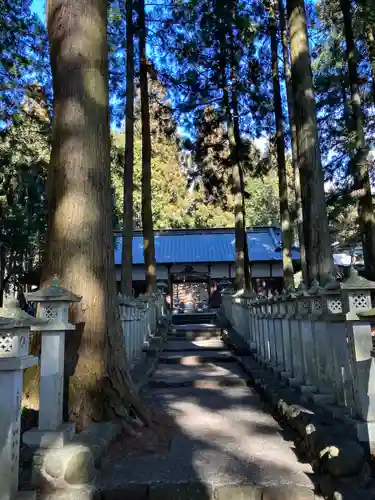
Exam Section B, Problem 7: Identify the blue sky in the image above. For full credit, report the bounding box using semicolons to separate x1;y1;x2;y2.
31;0;45;22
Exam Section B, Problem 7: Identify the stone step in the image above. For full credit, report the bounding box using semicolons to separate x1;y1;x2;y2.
167;332;222;341
163;339;226;352
151;362;245;386
148;377;249;389
158;351;236;364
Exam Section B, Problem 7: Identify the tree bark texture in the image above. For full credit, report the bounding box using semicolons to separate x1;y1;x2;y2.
279;0;307;284
45;0;148;429
269;16;294;289
231;66;252;291
138;0;156;293
340;0;375;280
286;0;334;285
121;0;135;297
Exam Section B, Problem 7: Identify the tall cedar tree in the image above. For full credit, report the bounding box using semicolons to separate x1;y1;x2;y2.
286;0;334;285
216;1;247;291
269;13;294;289
230;64;252;291
121;0;135;296
278;0;307;283
339;0;375;279
138;0;157;293
45;0;148;429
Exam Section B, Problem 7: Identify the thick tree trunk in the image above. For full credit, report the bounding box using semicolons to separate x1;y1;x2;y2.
279;0;307;284
121;0;135;297
340;0;375;280
45;0;148;429
286;0;334;285
231;67;252;292
269;16;294;290
138;0;156;294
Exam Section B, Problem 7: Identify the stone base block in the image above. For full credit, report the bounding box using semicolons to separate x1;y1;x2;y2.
280;371;292;380
288;377;303;388
23;423;76;449
16;491;37;500
356;421;375;452
300;385;317;394
311;393;335;405
272;365;285;374
249;342;257;351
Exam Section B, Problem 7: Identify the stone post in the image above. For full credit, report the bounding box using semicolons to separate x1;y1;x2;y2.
279;292;293;380
295;286;316;393
0;300;41;500
23;277;81;449
272;293;285;372
119;296;138;365
340;268;375;449
287;292;304;387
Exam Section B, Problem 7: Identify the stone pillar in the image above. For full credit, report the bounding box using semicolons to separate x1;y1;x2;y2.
287;293;304;387
279;296;293;379
0;301;40;500
340;268;375;449
296;288;316;393
23;277;81;449
272;294;285;372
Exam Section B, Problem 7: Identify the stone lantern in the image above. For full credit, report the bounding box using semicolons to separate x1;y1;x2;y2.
0;299;43;500
22;276;81;449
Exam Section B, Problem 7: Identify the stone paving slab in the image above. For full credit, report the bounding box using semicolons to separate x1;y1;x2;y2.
99;384;314;492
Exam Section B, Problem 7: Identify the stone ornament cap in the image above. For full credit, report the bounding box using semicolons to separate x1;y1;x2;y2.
340;266;375;290
25;275;82;303
295;281;310;297
0;298;48;328
308;280;325;296
0;316;16;331
324;274;341;292
117;293;137;307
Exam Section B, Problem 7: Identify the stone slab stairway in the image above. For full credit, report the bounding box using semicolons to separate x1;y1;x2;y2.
98;319;320;499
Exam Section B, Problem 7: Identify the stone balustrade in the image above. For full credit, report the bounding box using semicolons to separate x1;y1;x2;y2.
222;268;375;451
118;291;165;367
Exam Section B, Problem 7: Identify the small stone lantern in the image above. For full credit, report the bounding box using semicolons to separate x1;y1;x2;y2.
22;276;82;449
0;299;42;500
340;267;375;316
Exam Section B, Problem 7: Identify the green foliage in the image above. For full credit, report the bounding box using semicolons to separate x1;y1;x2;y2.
0;91;50;284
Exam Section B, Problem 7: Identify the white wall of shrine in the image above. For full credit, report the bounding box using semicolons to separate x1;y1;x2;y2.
115;261;284;282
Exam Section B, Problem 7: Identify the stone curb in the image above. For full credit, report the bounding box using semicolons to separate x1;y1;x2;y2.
99;482;320;500
220;326;375;500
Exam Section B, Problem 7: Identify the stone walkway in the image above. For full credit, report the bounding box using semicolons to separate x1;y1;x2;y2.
98;322;319;499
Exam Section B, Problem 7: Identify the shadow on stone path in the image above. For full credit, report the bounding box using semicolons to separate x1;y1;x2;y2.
97;320;320;499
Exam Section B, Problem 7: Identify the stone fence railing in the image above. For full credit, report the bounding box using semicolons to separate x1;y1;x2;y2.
221;268;375;451
0;279;166;500
118;291;165;367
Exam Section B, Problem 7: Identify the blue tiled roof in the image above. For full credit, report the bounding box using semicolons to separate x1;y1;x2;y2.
114;228;300;265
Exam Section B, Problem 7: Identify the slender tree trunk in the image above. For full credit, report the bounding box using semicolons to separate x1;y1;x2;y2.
286;0;334;285
121;0;135;297
44;0;148;429
231;66;252;291
269;15;294;290
219;53;245;291
138;0;156;293
279;0;306;284
340;0;375;280
365;24;375;106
